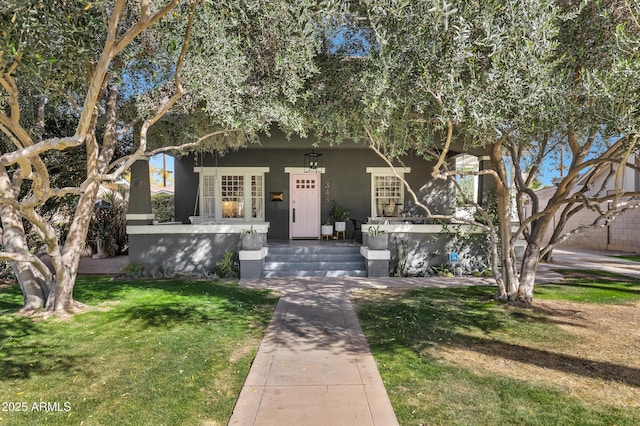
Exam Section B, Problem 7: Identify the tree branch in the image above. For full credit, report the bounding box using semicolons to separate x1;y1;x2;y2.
0;252;52;280
0;136;83;166
113;0;180;56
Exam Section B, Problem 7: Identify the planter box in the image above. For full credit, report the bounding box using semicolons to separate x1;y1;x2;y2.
334;221;346;232
241;233;263;250
367;233;389;250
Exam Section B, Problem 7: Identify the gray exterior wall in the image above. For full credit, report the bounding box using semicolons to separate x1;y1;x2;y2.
364;231;490;276
175;134;456;241
129;233;240;276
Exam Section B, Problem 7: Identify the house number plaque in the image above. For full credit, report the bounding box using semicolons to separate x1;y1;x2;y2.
325;181;330;203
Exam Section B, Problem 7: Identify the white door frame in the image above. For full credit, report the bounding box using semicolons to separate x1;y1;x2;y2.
286;167;324;239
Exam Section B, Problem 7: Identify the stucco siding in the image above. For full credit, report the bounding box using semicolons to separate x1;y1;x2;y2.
175;142;455;241
129;233;240;275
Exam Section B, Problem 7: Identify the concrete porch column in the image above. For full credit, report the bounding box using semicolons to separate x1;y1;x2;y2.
239;247;269;279
127;158;154;225
360;246;390;278
477;156;495;207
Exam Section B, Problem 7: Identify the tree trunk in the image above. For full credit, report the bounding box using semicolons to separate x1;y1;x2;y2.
0;166;52;312
488;141;521;301
517;242;540;305
44;261;79;313
44;173;101;313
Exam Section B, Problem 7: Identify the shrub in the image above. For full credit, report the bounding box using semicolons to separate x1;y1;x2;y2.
215;250;239;279
122;261;145;278
152;193;175;223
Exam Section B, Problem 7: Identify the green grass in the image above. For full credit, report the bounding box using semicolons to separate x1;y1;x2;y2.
535;269;640;304
613;254;640;263
352;281;640;426
0;277;277;425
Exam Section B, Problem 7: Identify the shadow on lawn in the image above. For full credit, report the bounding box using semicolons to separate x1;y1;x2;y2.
0;314;88;380
448;334;640;387
0;278;276;380
95;279;277;329
356;286;640;389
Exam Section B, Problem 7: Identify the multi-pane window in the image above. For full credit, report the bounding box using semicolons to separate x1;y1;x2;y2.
201;175;216;218
196;167;268;221
221;175;244;218
295;178;316;189
251;176;264;218
367;167;410;218
374;175;403;217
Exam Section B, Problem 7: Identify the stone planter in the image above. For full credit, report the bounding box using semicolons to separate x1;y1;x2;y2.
334;221;346;232
241;233;263;250
367;233;388;250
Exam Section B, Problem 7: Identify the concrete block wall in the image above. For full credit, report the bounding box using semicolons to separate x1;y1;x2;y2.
560;206;640;252
606;208;640;252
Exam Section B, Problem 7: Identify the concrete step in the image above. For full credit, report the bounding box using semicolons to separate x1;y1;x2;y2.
266;245;361;255
262;244;366;278
264;261;366;271
263;269;367;278
265;254;363;262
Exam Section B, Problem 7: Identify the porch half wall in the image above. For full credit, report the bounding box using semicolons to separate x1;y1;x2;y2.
127;223;268;275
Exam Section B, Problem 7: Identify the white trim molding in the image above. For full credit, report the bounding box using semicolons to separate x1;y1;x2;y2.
284;167;326;174
362;223;485;234
360;247;391;260
366;166;411;174
239;247;269;261
193;167;270;174
126;213;156;220
127;222;270;235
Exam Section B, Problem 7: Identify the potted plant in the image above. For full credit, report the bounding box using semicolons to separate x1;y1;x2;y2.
330;201;351;234
367;225;388;250
321;217;333;239
240;226;263;250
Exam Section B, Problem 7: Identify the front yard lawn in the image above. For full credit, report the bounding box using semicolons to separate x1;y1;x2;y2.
352;271;640;425
0;277;277;425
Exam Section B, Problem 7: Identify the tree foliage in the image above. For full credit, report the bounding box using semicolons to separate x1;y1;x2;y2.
305;0;640;304
0;0;335;314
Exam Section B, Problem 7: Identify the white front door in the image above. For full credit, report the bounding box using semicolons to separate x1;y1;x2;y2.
290;173;321;238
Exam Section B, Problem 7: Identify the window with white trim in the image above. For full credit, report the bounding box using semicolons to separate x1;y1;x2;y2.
195;167;268;221
367;167;410;218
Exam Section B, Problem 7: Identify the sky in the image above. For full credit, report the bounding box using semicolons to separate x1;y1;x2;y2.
149;154;175;187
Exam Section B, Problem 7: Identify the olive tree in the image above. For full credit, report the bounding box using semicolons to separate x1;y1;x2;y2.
308;0;640;304
0;0;334;314
0;0;195;314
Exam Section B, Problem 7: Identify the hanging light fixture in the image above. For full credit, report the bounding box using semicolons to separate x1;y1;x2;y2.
304;148;322;173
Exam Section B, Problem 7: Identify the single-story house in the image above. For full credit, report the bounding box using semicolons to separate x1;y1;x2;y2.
126;129;493;277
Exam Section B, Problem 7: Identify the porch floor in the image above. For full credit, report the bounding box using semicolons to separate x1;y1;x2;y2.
266;239;361;248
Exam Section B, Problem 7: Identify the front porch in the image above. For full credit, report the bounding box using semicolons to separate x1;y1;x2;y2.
126;219;488;278
125;134;492;278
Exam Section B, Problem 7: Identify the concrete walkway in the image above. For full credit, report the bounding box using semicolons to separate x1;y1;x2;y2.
229;276;492;426
539;248;640;280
